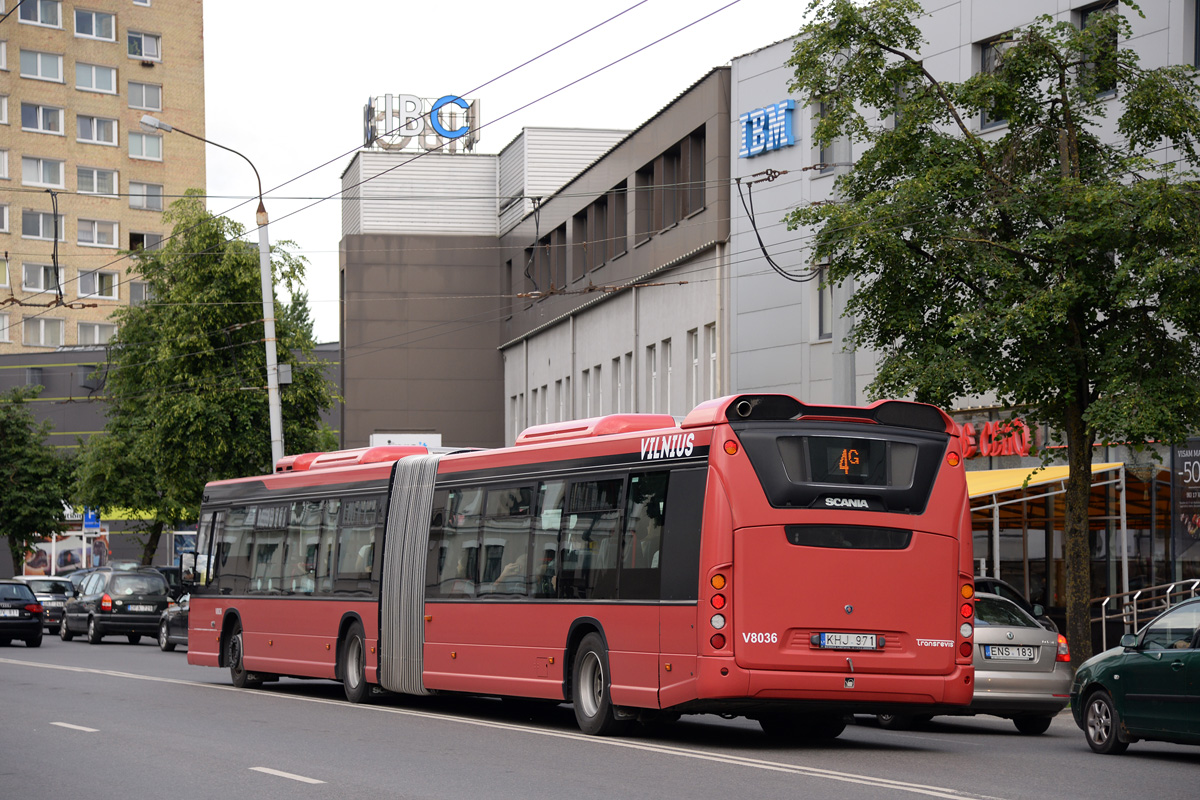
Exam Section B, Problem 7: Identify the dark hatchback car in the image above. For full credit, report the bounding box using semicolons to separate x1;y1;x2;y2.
0;580;45;647
1071;597;1200;754
13;576;74;631
60;568;172;645
158;593;188;651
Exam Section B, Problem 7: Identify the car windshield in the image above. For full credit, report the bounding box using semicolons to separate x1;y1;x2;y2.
974;595;1038;628
109;574;169;596
0;584;36;601
28;579;72;594
1140;603;1200;650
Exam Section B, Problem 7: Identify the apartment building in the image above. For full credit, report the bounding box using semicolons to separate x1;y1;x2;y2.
1;0;205;353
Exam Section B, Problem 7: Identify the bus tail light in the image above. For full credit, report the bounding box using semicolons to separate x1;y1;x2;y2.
959;623;973;639
947;452;961;467
961;583;974;599
959;641;972;658
710;614;726;630
711;594;726;610
960;603;973;618
101;593;112;612
724;440;739;455
1056;634;1070;663
710;634;726;649
711;574;726;590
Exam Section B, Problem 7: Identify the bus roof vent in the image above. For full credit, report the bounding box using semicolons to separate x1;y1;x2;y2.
278;445;430;472
516;414;677;445
679;394;951;433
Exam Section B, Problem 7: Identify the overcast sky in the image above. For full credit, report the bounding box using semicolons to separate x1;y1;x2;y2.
201;0;811;343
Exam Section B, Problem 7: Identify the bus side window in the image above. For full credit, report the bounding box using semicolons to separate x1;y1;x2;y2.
248;505;287;594
215;506;254;595
335;495;383;595
533;480;566;598
559;477;624;601
285;501;322;594
480;485;533;596
430;488;483;598
316;500;340;593
620;471;669;600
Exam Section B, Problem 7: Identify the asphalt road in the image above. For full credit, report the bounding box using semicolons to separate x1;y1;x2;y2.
2;636;1196;800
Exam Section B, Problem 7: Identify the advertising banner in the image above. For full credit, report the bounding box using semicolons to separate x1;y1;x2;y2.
23;533;111;575
1172;438;1200;562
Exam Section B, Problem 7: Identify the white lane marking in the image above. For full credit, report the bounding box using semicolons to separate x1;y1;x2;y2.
3;658;995;800
250;766;325;784
51;721;99;733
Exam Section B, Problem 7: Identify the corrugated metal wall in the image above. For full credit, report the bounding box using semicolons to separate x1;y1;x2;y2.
355;151;499;236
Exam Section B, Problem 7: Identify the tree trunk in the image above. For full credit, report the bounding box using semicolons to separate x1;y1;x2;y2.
8;539;24;577
141;521;165;566
1063;405;1096;666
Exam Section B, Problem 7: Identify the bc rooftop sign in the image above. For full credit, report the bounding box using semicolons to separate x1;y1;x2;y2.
738;100;795;158
364;94;480;153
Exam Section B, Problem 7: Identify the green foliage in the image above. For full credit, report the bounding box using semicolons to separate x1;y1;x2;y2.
787;0;1200;662
0;387;73;574
74;193;339;549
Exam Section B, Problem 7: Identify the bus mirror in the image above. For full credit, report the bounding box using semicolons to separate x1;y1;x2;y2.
181;553;197;584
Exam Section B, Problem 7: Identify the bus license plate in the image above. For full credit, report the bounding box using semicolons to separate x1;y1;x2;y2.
820;632;876;650
128;604;154;612
983;645;1034;660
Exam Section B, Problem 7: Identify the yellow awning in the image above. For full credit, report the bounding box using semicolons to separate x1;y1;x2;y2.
966;462;1123;499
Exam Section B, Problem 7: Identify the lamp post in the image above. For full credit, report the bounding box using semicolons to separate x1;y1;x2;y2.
140;115;285;468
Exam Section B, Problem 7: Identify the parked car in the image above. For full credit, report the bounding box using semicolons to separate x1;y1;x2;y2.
12;576;74;632
974;576;1058;632
877;593;1073;735
59;568;172;645
0;580;45;647
1071;596;1200;754
158;593;188;652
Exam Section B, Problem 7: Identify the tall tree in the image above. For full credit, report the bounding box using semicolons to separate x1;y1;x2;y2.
787;0;1200;663
75;193;338;563
0;387;73;575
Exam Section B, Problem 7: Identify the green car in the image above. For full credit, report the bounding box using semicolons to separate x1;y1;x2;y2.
1070;597;1200;754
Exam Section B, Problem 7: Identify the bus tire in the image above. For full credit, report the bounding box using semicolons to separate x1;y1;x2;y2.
572;632;628;736
227;622;263;689
341;621;369;704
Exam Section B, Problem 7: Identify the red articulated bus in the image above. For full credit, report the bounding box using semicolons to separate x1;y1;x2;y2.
185;394;976;738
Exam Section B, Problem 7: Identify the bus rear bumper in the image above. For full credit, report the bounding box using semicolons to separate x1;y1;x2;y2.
690;656;974;712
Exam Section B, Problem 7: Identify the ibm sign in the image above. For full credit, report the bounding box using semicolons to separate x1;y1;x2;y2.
364;94;480;154
738;100;795;158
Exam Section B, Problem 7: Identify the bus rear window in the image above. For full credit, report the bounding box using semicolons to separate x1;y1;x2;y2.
785;525;912;550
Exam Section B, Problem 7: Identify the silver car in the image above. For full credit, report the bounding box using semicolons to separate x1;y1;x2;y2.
878;593;1074;735
12;576;74;632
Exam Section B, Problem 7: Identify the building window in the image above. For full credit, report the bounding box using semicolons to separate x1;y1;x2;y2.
610;183;628;258
646;343;658;414
78;220;118;248
581;368;591;417
611;357;622;413
0;313;9;343
0;95;7;124
128;82;162;111
979;34;1013;129
1080;2;1118;96
24;317;64;347
0;204;8;233
77;115;117;145
592;364;602;416
133;0;151;6
75;8;115;40
818;264;833;340
78;322;116;345
20;50;63;82
22;211;65;240
23;263;64;292
80;270;119;298
76;62;116;93
129;282;153;305
19;1;61;28
129;231;163;251
0;150;7;180
0;41;6;71
0;252;8;281
680;126;706;218
78;166;117;196
532;224;566;293
129;132;162;161
128;31;161;61
635;166;654;242
21;103;62;134
21;156;64;187
705;323;717;400
662;339;672;415
129;182;163;210
687;328;699;410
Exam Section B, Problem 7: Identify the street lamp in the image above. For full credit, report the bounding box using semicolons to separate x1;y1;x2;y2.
140;115;285;468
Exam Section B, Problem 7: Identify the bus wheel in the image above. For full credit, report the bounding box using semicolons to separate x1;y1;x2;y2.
572;633;628;736
227;622;262;689
341;622;369;704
